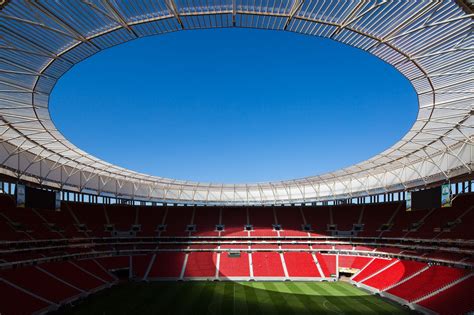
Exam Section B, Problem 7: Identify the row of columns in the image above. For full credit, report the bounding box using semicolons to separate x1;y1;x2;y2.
0;179;473;207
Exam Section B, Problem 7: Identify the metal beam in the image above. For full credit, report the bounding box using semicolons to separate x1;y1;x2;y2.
284;0;304;31
164;0;184;29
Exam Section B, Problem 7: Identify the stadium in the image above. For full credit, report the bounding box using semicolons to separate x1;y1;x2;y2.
0;0;473;314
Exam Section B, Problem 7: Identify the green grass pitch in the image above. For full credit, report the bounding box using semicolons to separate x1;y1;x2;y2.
58;281;413;314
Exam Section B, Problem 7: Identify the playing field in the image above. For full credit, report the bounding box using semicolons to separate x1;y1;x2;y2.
57;281;412;314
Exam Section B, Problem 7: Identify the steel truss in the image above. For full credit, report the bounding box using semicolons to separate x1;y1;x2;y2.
0;0;472;204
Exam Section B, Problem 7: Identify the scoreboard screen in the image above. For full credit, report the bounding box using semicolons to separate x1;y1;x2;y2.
411;186;442;210
24;186;56;210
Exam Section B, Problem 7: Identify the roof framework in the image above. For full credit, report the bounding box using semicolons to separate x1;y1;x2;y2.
0;0;472;204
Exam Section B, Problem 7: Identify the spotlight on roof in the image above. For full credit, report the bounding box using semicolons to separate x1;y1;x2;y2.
0;0;10;10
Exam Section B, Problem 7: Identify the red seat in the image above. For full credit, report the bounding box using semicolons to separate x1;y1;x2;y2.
362;260;427;290
284;252;321;277
184;252;217;277
417;276;474;314
1;266;81;303
219;251;250;278
148;252;186;278
352;258;395;282
387;266;470;302
0;280;50;315
252;252;285;277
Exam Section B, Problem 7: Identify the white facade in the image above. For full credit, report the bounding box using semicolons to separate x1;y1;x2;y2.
0;0;472;204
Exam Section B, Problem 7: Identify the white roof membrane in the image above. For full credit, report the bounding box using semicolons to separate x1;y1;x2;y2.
0;0;472;204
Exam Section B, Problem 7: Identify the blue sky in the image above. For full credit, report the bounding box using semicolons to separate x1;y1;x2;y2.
50;29;417;184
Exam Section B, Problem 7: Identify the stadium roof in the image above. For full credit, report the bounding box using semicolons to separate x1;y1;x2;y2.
0;0;472;204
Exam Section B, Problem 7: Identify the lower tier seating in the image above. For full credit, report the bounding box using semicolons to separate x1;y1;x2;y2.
96;256;129;271
417;275;474;314
252;252;285;277
131;255;153;279
1;266;82;303
352;258;395;282
219;252;250;278
0;280;50;315
338;255;372;270
317;254;337;276
284;252;321;277
38;261;106;291
147;252;186;278
386;266;470;302
315;253;330;277
0;253;472;314
184;252;217;278
74;259;117;283
362;260;427;290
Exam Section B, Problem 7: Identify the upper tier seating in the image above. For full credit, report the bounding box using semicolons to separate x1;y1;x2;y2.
275;206;307;236
192;207;220;236
220;207;248;236
0;219;30;241
332;205;362;231
106;205;136;231
0;194;24;242
404;195;474;240
67;203;108;237
303;206;331;236
160;207;193;236
1;207;60;240
36;206;86;239
437;202;474;240
0;193;472;241
137;206;166;236
357;203;400;237
248;207;277;237
382;208;432;238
